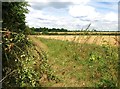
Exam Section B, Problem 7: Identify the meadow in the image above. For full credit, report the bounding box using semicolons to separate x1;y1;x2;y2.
30;34;119;87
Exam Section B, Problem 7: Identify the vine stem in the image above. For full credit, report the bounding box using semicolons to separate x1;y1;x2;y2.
0;70;17;83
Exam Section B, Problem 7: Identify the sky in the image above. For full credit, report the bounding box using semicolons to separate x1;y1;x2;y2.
25;0;119;31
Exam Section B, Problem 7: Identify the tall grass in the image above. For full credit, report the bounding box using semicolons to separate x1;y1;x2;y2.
39;35;118;87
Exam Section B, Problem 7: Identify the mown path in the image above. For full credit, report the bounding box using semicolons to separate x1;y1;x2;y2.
28;35;86;87
28;35;48;52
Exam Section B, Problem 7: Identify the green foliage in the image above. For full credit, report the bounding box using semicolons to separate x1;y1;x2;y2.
2;1;43;87
2;2;29;32
2;1;60;87
39;38;118;87
3;33;37;87
2;32;60;87
32;27;68;32
42;30;49;35
96;78;117;88
86;44;118;88
16;48;40;87
24;26;35;35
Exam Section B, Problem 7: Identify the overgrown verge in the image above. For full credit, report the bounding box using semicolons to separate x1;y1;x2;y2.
39;37;119;87
2;1;60;87
2;32;60;87
2;32;37;87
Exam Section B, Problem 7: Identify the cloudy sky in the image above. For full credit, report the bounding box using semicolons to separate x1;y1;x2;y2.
25;0;119;31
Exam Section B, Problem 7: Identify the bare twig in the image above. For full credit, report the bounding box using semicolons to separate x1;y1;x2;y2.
0;70;17;83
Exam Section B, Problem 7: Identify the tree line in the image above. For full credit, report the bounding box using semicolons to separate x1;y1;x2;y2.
32;27;68;32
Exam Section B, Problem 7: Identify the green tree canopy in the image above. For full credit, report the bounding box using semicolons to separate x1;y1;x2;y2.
2;2;29;32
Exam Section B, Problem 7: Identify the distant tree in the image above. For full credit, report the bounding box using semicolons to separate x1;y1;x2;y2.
92;29;97;32
32;27;69;32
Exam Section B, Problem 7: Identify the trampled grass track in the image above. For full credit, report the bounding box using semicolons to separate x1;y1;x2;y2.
28;35;118;87
36;35;120;46
37;37;118;87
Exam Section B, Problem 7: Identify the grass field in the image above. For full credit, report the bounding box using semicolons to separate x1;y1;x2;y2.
33;36;119;87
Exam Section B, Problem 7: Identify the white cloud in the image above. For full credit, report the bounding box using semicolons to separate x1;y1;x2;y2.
26;7;57;21
26;0;90;3
90;0;119;2
25;7;58;28
26;0;118;2
103;12;118;22
68;3;118;31
25;0;118;31
26;0;49;3
60;0;90;4
68;5;100;21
